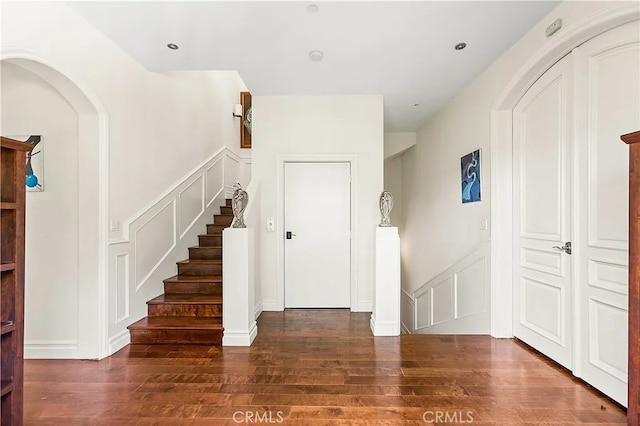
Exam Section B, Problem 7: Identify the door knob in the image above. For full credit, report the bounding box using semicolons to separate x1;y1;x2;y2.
286;231;297;240
552;241;572;255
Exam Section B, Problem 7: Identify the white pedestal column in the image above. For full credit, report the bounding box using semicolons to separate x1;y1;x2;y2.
222;228;257;346
370;226;401;336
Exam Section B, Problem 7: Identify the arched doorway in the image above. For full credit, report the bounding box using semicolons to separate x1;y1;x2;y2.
0;52;109;359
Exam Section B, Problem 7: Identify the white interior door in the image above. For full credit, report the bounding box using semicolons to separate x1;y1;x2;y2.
573;20;640;406
284;162;351;308
513;54;574;369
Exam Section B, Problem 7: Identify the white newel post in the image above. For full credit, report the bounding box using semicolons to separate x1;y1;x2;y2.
370;227;401;336
222;228;257;346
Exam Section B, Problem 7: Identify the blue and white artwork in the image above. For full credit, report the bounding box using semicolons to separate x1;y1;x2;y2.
461;149;481;203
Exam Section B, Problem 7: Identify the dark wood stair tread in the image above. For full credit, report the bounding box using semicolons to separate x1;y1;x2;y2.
205;223;228;235
164;275;222;283
147;294;222;304
128;317;223;330
176;259;222;265
188;245;222;250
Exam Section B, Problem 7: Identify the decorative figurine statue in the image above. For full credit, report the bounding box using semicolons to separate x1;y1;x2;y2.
231;183;248;228
379;191;394;227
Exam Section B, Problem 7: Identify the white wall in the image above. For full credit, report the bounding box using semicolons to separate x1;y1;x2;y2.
384;132;416;160
252;95;384;311
401;1;630;297
1;63;80;357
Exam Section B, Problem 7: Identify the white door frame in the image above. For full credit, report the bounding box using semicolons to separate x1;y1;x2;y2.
0;50;110;359
276;154;358;311
490;4;639;339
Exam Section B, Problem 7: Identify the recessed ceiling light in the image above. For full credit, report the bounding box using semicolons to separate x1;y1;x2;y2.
167;43;179;50
309;50;324;62
307;4;319;13
454;42;467;51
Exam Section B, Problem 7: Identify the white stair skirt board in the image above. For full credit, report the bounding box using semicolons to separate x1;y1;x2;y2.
108;329;130;355
223;228;258;346
401;288;415;334
371;227;401;336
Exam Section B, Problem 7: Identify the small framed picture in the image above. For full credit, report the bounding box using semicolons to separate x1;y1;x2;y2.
461;149;480;203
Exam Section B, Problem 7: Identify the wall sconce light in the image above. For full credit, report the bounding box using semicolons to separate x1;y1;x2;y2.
233;104;243;118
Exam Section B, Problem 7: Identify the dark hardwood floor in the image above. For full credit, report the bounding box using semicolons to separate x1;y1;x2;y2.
24;310;626;425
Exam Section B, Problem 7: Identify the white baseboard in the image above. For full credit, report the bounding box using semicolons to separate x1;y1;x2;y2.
356;300;373;312
25;340;79;359
370;316;401;336
261;300;279;311
254;301;263;320
108;329;130;354
223;322;258;346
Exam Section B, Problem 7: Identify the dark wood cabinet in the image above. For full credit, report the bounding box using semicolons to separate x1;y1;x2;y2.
622;130;640;425
1;136;32;425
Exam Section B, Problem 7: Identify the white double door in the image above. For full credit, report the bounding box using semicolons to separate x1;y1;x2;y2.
513;21;639;405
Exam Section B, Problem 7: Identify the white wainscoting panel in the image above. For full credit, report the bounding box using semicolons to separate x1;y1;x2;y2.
206;158;224;207
432;277;453;326
225;153;240;195
455;258;486;319
179;175;205;238
115;253;130;323
134;200;176;290
240;158;252;188
106;147;249;357
414;289;431;331
408;241;490;334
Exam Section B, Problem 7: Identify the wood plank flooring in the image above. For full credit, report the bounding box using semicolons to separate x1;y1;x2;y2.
24;310;626;425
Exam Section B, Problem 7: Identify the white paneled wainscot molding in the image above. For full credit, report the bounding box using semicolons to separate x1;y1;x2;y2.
107;147;250;355
402;241;491;334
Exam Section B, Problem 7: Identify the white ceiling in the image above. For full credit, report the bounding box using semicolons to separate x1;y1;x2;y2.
70;1;559;131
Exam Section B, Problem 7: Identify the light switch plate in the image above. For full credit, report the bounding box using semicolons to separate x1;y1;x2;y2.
266;217;275;232
480;218;488;230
